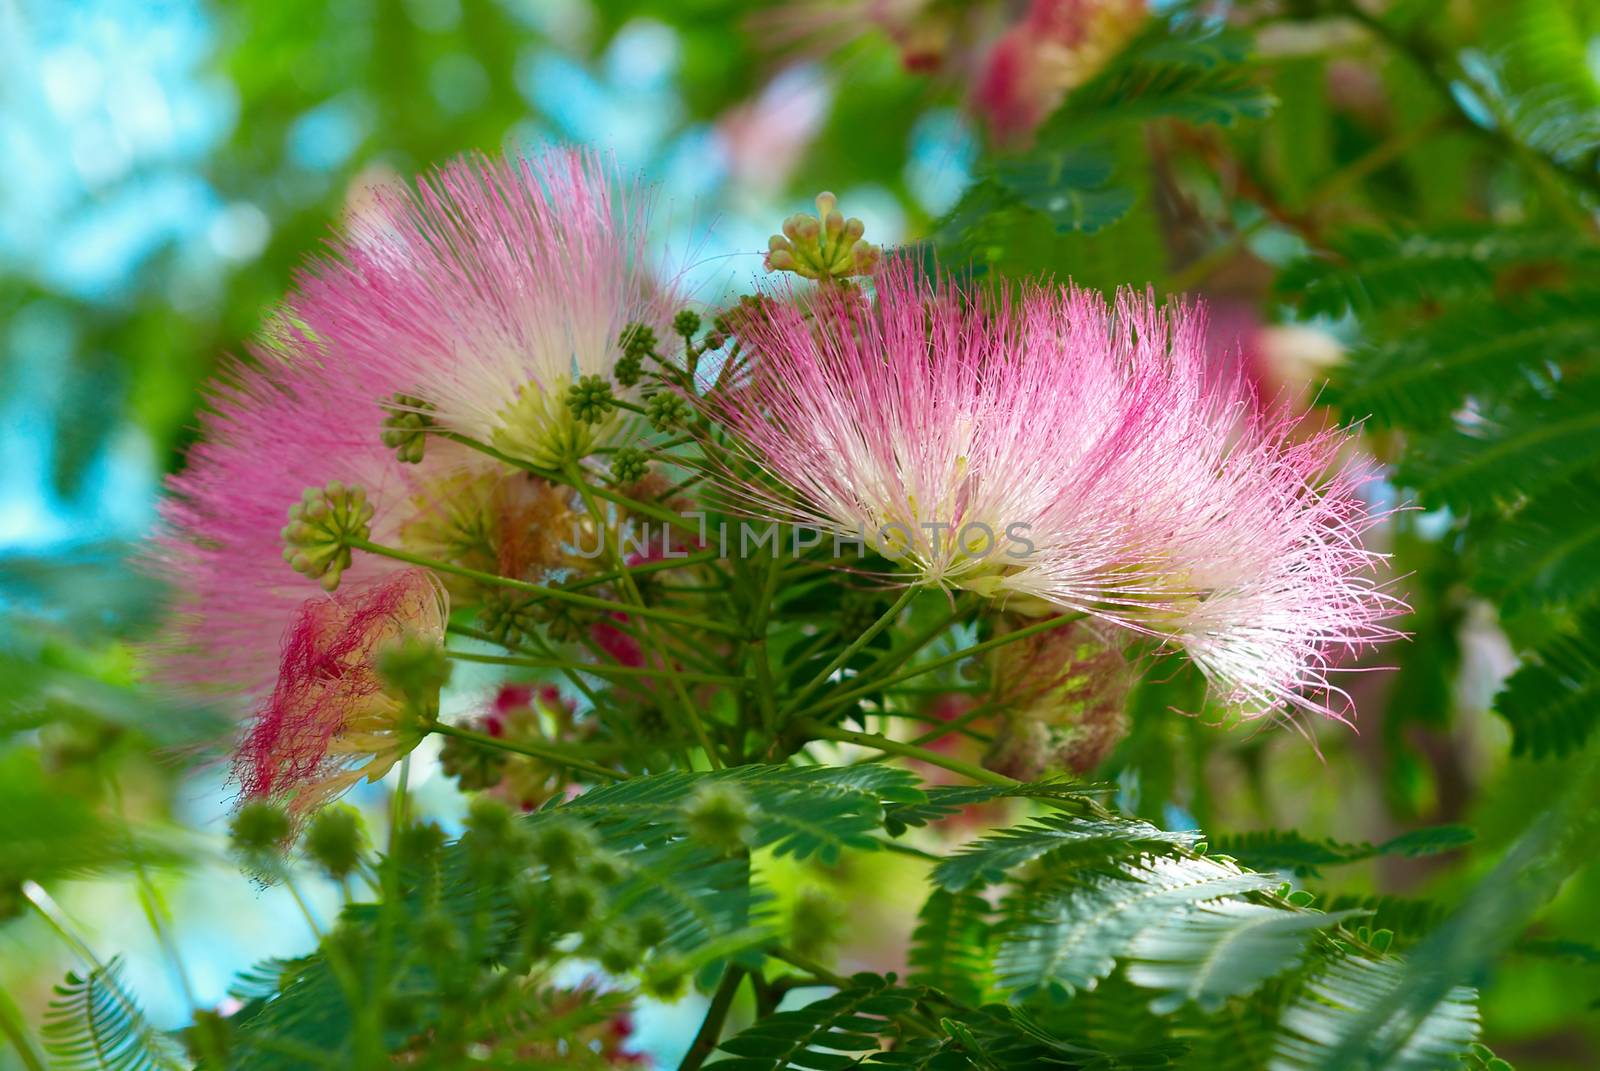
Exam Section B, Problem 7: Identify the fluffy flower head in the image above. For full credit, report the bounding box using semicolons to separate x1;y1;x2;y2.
291;149;671;468
707;262;1401;720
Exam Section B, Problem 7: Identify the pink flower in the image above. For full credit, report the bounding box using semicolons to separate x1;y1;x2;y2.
232;568;447;816
705;262;1401;720
288;149;673;469
973;0;1146;144
147;336;428;711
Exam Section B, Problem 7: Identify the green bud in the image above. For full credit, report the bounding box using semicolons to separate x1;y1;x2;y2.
229;801;291;856
620;322;658;361
634;910;670;950
645;390;690;432
610;446;649;485
439;728;509;791
681;781;754;854
380;394;435;464
304;806;365;881
614;350;645;389
552;876;603;930
477;589;540;648
280;481;374;592
534;818;599;873
595;926;643;974
585;850;626;887
530;593;588;643
789;886;845;960
566;374;617;425
641;954;688;1001
417;911;463;958
672;308;702;339
394;821;448;866
464;796;516;844
377;636;451;714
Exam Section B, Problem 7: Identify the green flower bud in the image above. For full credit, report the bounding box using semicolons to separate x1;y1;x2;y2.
682;781;754;854
394;821;449;866
641;954;688;1001
376;636;451;714
304;806;365;881
229;801;291;856
534;818;599;873
464;797;516;844
789;886;845;960
380;394;435;464
634;910;670;950
552;876;603;930
566;374;617;425
595;926;643;974
439;729;509;791
610;446;649;485
478;589;540;648
672;308;702;339
645;391;690;432
281;482;374;592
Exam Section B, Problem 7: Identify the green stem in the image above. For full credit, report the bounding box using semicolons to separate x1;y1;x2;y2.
430;721;621;781
564;462;725;768
447;622;613;717
907;697;1003;748
348;537;741;637
0;982;45;1071
795;611;1085;721
782;586;921;716
677;966;746;1071
389;755;411;852
441;432;703;536
796;720;1015;787
282;873;324;940
447;649;746;686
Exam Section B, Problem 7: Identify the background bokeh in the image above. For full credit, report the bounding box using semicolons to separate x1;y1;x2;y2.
3;0;1599;1067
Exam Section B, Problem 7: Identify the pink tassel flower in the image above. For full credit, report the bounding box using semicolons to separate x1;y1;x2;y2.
150;337;426;710
705;263;1401;720
289;149;672;469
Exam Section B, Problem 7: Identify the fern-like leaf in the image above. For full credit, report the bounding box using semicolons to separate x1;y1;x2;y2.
711;973;920;1071
1124;902;1354;1013
42;957;185;1071
1397;378;1600;513
1474;473;1600;613
1270;954;1480;1071
933;813;1196;892
1212;825;1474;878
1334;290;1600;429
994;854;1276;999
1276;226;1600;319
907;889;992;1006
1494;608;1600;757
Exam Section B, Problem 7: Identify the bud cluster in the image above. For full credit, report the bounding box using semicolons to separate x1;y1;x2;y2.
765;192;883;282
281;481;374;591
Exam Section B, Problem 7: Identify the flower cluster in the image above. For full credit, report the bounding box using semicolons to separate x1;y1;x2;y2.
149;143;1399;832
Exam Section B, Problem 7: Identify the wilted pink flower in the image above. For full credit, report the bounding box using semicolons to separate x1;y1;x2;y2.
232;568;447;816
705;261;1401;720
290;149;673;469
